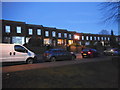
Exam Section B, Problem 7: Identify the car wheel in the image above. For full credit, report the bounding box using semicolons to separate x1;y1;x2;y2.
50;57;56;62
26;58;34;64
71;55;76;60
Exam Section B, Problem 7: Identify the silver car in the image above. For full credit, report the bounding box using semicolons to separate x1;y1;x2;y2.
104;48;120;56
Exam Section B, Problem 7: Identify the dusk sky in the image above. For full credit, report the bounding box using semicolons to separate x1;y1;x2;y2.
2;2;118;35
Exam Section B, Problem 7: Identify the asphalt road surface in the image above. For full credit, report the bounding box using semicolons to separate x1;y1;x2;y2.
1;55;113;73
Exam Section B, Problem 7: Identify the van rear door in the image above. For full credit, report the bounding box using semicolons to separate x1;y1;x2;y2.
0;44;13;62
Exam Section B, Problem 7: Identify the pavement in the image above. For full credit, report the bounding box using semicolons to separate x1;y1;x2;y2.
1;55;113;73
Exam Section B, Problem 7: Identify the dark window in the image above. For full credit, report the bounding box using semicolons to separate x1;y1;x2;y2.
14;45;27;53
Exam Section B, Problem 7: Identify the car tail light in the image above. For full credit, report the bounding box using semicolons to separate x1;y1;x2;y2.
44;53;50;56
88;51;92;54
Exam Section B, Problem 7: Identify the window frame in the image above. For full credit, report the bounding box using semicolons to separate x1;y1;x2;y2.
16;26;22;33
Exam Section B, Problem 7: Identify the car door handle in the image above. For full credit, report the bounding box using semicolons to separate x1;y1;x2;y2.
13;52;16;55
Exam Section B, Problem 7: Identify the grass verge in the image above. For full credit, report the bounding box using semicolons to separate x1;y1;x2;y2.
2;58;119;88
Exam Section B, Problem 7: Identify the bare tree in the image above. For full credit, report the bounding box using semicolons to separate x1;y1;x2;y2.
99;29;110;35
99;0;120;24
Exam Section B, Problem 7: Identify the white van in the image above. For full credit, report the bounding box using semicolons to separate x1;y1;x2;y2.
0;44;36;64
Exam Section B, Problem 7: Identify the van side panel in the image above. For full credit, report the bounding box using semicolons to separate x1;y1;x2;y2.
0;44;13;62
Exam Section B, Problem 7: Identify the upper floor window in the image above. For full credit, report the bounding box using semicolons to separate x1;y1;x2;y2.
58;33;61;38
37;29;41;35
104;37;106;40
5;26;10;33
101;37;103;40
16;26;21;33
69;34;72;39
108;37;110;41
45;31;49;37
74;35;80;40
94;36;96;40
29;29;33;35
98;37;100;40
86;36;89;40
90;36;92;40
82;36;84;40
52;31;56;37
64;33;67;38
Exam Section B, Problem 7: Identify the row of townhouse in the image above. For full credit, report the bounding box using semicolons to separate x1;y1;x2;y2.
0;20;120;46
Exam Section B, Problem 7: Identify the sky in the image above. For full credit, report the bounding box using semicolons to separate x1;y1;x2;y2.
2;2;118;35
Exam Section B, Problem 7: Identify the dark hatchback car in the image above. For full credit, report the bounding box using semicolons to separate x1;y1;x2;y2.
43;49;76;62
81;48;99;58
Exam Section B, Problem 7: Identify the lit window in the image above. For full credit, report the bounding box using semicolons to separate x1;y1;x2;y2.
108;37;110;41
98;37;100;40
58;33;61;38
90;36;92;40
44;38;51;45
58;39;63;45
16;26;21;33
74;35;80;40
69;34;72;39
85;42;90;45
64;33;67;38
12;37;25;44
5;26;10;33
94;37;96;40
79;41;82;45
86;36;89;40
37;29;41;35
52;31;56;37
82;36;84;40
68;40;73;45
104;37;106;40
45;31;49;37
101;37;103;40
26;37;30;43
29;29;33;35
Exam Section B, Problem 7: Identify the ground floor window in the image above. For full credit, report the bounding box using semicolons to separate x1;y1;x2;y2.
101;41;105;46
85;42;90;45
3;37;10;43
58;39;63;45
78;41;82;45
26;37;30;43
44;38;51;45
68;40;73;45
12;36;25;44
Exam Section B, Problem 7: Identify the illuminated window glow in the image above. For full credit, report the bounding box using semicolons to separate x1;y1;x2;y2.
74;35;80;40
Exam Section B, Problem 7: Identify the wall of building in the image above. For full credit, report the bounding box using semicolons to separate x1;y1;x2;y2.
1;20;120;47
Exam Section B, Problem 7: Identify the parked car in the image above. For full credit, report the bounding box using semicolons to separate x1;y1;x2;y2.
43;49;76;62
81;48;99;58
0;44;37;64
104;48;120;56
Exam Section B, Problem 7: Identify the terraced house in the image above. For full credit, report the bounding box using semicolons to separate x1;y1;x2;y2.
1;20;120;47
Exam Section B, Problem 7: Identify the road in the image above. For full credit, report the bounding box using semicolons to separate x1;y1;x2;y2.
1;55;113;73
